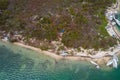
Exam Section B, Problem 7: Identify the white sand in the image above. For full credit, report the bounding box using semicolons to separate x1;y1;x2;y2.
13;42;120;66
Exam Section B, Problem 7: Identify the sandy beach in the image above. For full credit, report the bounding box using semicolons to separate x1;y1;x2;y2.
13;42;119;66
0;0;119;67
13;42;63;60
14;42;91;61
13;0;120;65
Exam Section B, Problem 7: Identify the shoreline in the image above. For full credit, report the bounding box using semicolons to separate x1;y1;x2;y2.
0;0;120;68
13;42;63;60
105;0;120;38
12;0;120;67
13;42;92;61
13;42;120;66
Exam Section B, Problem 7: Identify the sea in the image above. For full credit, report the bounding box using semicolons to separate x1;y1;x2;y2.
0;40;120;80
115;12;120;31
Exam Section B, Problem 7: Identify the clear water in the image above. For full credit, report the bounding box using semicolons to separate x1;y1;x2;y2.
0;41;120;80
115;11;120;31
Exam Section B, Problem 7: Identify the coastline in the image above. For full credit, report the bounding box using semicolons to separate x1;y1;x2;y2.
1;41;120;80
13;42;91;61
12;0;120;66
13;42;120;66
0;0;120;68
105;0;120;38
13;42;63;60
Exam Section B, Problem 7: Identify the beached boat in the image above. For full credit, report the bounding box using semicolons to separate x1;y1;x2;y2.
106;55;118;68
90;61;100;69
90;61;98;65
113;17;120;26
113;59;118;68
106;59;113;66
113;55;119;62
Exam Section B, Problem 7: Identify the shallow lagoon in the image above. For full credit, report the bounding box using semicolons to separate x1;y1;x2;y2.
0;41;120;80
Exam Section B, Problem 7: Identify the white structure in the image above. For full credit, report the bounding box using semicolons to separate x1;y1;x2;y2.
113;17;120;26
113;55;119;62
106;10;116;21
90;61;100;69
76;53;88;57
106;55;118;68
105;25;117;37
113;58;118;68
111;21;116;25
106;59;113;66
60;51;68;57
2;37;9;41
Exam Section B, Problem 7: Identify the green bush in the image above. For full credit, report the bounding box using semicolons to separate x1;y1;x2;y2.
0;10;10;25
6;18;26;31
30;16;58;41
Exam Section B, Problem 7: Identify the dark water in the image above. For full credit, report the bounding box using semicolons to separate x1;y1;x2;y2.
0;41;120;80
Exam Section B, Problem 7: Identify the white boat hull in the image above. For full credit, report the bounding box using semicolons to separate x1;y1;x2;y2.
106;60;113;66
113;59;118;68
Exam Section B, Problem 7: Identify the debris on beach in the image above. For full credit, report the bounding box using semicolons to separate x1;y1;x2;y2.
60;50;68;57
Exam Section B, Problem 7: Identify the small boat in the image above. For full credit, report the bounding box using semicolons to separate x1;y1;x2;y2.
90;61;100;69
113;17;120;26
113;55;119;62
90;61;98;65
106;55;118;68
113;59;118;68
106;59;113;66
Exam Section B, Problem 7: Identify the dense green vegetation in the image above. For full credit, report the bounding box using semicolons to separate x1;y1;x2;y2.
0;0;118;50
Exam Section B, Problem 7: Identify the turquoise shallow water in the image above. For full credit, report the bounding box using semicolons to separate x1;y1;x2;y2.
0;41;120;80
115;12;120;31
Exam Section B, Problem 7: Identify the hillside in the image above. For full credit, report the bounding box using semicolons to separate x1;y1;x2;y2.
0;0;117;50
